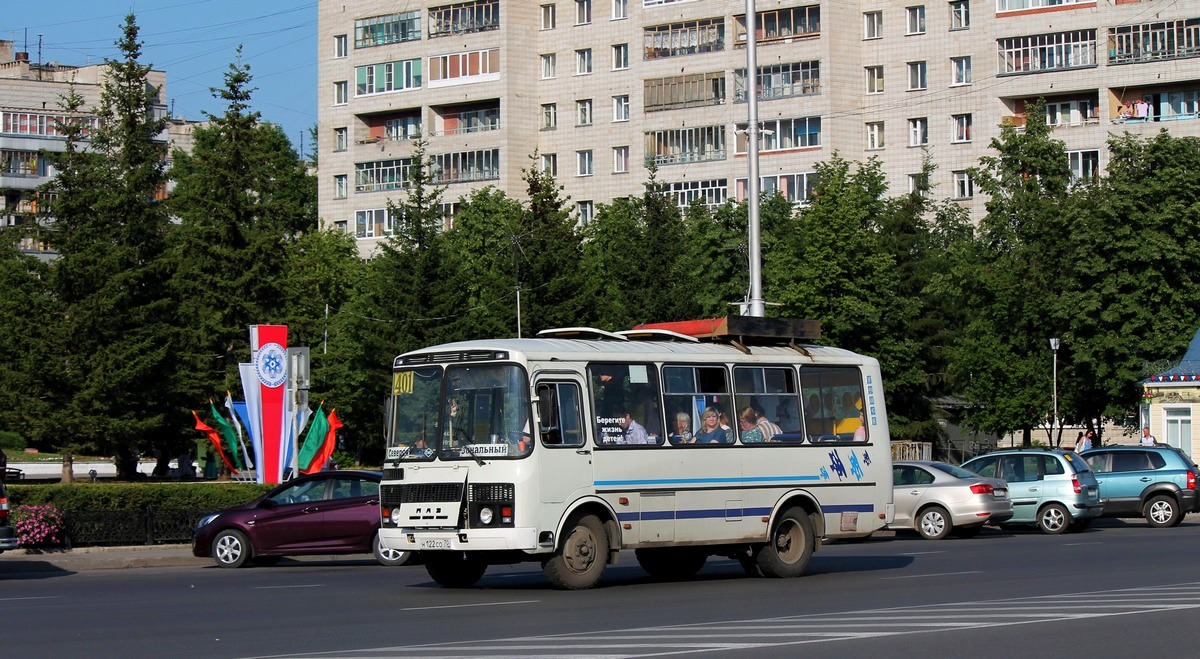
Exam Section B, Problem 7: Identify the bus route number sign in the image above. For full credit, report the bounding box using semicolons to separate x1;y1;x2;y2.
393;371;414;395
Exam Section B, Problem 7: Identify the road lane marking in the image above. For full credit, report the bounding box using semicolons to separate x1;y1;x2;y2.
898;550;946;556
0;596;63;602
881;570;981;579
400;600;540;612
254;584;324;590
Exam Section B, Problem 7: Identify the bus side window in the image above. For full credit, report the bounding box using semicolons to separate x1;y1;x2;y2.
537;382;584;447
800;366;866;443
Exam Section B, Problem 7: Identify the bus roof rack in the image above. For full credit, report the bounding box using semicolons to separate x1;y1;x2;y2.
536;327;629;341
632;316;821;345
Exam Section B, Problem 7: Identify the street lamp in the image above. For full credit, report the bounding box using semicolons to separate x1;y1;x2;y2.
1050;338;1060;446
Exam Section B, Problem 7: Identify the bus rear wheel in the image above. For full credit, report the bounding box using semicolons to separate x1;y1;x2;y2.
635;548;707;580
425;553;487;588
543;514;607;590
755;508;815;578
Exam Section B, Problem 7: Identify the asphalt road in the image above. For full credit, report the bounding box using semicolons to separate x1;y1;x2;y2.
2;518;1197;658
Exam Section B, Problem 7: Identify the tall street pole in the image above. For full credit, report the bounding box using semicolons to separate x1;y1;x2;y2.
745;0;764;317
1050;337;1060;446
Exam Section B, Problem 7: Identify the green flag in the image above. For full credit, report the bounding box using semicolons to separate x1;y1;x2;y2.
298;404;330;472
209;401;244;470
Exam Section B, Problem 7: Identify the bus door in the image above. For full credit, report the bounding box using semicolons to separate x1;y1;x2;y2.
534;376;592;505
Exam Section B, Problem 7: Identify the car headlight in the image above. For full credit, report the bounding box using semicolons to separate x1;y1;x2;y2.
196;513;221;529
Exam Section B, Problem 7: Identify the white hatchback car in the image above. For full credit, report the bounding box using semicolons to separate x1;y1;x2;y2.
891;461;1014;540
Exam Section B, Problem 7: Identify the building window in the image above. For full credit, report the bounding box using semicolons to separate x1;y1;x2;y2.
953;170;973;199
645;125;727;166
864;11;883;39
386;114;422;140
571;148;590;175
908;117;928;146
577;99;593;125
334;34;348;58
334;127;348;151
613;146;629;173
998;0;1088;10
734;116;821;152
428;49;499;87
1068;149;1100;184
906;6;926;35
908;173;929;195
334;81;348;105
865;66;884;94
576;48;593;74
735;61;820;101
950;1;970;30
644;18;725;59
334;175;347;199
612;0;628;20
644;71;726;111
428;0;501;38
666;179;728;209
356;158;416;193
577;200;595;225
356;208;398;238
908;61;927;90
431;148;501;183
356;59;423;95
542;152;558;177
541;103;558;129
612;43;629;70
734;6;821;44
952;113;972;142
355;12;421;48
951;56;972;85
541;4;556;29
541;53;557;78
998;30;1097;75
1110;19;1200;65
736;173;816;206
612;95;630;122
866;122;885;150
576;0;592;25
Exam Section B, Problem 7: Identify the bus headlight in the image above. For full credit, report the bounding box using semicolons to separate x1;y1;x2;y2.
478;506;494;526
390;508;403;525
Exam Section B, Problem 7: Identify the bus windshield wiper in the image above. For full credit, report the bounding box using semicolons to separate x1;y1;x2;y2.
459;441;485;466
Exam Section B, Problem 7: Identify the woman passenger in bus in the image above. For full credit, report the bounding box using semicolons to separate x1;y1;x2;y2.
738;408;766;443
669;412;694;444
694;408;728;444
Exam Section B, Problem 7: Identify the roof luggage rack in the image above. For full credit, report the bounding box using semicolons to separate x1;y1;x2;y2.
632;316;821;351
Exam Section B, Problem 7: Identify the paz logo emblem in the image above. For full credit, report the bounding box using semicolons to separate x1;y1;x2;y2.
255;342;288;388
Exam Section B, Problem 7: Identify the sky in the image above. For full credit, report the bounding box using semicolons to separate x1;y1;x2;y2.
2;1;317;159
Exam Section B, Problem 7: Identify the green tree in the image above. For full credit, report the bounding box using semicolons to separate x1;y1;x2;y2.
517;161;588;333
40;14;175;478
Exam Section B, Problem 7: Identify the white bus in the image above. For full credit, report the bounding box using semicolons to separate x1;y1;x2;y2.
378;317;894;589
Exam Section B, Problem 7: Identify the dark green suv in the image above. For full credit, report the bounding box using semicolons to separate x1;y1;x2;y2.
1080;445;1199;528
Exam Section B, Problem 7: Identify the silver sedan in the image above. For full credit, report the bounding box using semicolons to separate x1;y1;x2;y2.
891;461;1014;540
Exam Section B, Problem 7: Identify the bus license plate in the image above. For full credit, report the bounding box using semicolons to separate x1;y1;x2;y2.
420;538;451;550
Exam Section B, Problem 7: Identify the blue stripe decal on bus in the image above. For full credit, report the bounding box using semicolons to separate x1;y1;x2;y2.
594;475;821;487
613;505;873;522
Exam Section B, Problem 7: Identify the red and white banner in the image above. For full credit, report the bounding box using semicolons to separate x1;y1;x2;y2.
251;325;288;484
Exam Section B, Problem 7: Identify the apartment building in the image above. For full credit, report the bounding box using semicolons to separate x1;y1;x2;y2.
317;0;1200;255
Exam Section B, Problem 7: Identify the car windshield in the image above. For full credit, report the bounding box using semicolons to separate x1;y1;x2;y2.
929;463;981;480
387;363;533;461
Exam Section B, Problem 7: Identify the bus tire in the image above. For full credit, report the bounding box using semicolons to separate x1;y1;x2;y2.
756;507;815;578
424;553;487;588
636;548;707;580
543;514;607;590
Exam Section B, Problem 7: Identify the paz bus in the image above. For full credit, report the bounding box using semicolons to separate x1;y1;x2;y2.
378;317;894;589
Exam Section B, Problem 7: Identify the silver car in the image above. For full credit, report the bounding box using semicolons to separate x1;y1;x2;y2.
891;461;1014;540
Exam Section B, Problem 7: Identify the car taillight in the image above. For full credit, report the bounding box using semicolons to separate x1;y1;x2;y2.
1072;477;1082;494
0;495;8;521
1188;471;1197;491
969;483;994;495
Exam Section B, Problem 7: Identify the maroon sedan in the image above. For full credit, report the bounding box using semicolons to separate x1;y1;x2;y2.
192;470;410;567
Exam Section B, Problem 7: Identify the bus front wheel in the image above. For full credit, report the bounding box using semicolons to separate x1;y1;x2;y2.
425;553;487;588
543;514;607;590
755;508;815;578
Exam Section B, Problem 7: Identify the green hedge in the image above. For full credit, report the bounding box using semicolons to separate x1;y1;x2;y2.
6;482;274;511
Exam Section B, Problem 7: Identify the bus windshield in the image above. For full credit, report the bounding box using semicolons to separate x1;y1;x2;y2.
388;363;533;462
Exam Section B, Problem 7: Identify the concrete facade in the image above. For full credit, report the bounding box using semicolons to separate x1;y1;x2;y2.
317;0;1200;256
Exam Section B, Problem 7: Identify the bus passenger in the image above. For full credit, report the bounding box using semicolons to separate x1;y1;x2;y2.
853;413;867;442
617;410;652;445
695;408;728;444
750;405;782;440
669;412;694;444
738;409;766;443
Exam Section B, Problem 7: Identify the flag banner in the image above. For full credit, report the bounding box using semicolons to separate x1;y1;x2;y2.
238;362;265;482
209;400;244;470
251;324;289;484
297;404;330;472
303;409;343;475
193;411;235;472
225;392;254;469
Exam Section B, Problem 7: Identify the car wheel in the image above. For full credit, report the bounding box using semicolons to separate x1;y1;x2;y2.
252;555;282;567
952;525;982;539
1037;503;1070;535
373;531;412;566
917;506;952;540
1145;495;1180;528
755;507;815;578
212;529;252;568
543;514;607;590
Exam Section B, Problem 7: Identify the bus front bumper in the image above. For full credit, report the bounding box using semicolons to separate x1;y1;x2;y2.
384;527;539;552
